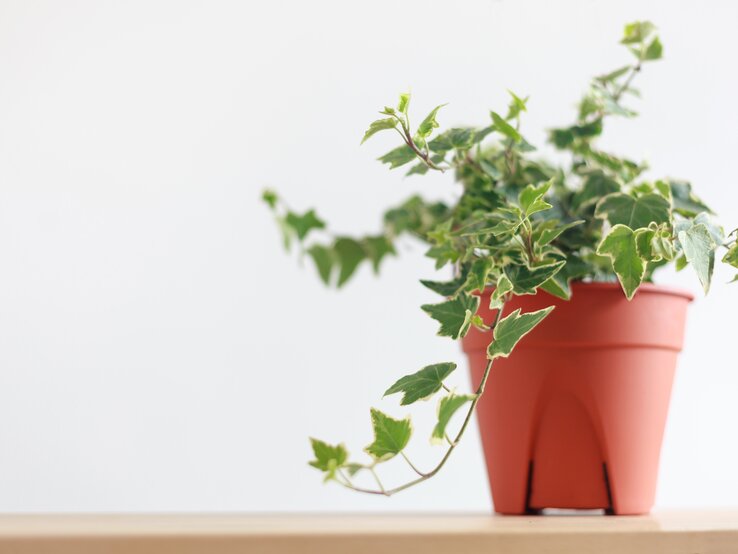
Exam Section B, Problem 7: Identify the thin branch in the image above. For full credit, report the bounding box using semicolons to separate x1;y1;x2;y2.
339;302;507;497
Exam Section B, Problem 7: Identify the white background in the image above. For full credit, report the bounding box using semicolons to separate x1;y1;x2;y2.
0;0;736;512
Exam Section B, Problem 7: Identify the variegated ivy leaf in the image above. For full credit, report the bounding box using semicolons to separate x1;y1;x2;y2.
534;220;585;247
504;260;565;295
309;438;348;482
518;180;553;217
596;224;646;299
397;92;411;114
364;236;395;274
420;265;470;297
416;104;447;139
465;258;493;293
595;192;671;229
384;362;457;406
421;294;480;340
361;118;398;144
487;307;555;359
670;181;712;217
431;393;476;444
489;274;513;309
364;409;412;462
378;144;416;169
540;273;571;300
490;111;522;143
677;221;717;293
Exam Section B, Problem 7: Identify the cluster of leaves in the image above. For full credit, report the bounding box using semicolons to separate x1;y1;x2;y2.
265;22;738;495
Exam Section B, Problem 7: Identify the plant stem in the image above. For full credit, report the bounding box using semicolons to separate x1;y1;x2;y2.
338;301;506;497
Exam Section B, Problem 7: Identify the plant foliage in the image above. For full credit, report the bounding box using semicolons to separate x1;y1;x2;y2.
271;22;738;496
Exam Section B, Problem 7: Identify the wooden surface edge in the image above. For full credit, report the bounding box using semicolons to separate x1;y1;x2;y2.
0;512;736;554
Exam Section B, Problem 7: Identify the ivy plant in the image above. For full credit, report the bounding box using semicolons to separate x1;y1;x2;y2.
264;21;738;496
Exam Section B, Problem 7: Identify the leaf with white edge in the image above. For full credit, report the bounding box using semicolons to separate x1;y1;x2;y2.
398;92;411;114
504;261;565;295
417;104;447;139
518;180;553;217
361;118;398;144
487;307;555;359
536;220;585;246
431;393;476;444
506;90;528;120
420;266;470;297
285;209;326;240
384;362;457;406
333;237;366;287
694;212;724;246
421;294;480;340
595;193;671;229
596;224;646;299
490;111;522;143
307;244;334;285
308;438;348;481
465;258;493;293
364;409;412;461
540;273;571;300
677;222;716;293
489;274;513;309
378;144;417;169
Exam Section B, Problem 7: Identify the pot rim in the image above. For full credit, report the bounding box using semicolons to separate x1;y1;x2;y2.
568;280;695;302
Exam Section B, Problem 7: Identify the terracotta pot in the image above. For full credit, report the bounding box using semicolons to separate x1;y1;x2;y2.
461;282;693;515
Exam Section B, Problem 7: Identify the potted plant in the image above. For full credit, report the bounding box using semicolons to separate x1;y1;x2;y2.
263;22;738;515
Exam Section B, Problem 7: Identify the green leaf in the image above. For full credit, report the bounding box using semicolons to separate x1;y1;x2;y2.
361;118;398;144
677;222;717;293
307;244;334;285
364;236;395;274
420;265;470;297
621;21;656;44
262;188;278;209
572;171;621;210
487;306;555;359
596;224;647;299
670;181;712;216
504;261;565;295
398;92;411;114
384;362;457;405
417;104;447;139
540;273;571;300
309;438;348;481
333;237;366;287
724;242;738;268
465;258;493;293
490;111;522;143
421;294;480;340
364;409;412;461
518;180;553;217
595;193;671;229
378;144;417;169
489;274;513;309
596;65;632;83
505;90;528;120
285;209;326;241
643;36;663;61
431;393;475;443
536;220;585;246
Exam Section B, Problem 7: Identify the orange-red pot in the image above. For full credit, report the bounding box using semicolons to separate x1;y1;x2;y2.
461;282;693;515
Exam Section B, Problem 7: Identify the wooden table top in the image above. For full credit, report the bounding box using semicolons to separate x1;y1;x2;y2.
0;511;736;553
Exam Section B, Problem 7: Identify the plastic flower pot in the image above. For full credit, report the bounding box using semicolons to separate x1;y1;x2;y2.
461;282;693;515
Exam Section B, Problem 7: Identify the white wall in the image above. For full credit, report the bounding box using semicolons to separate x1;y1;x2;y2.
0;0;736;512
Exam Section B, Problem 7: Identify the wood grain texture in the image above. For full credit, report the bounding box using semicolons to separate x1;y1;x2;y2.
0;512;736;554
